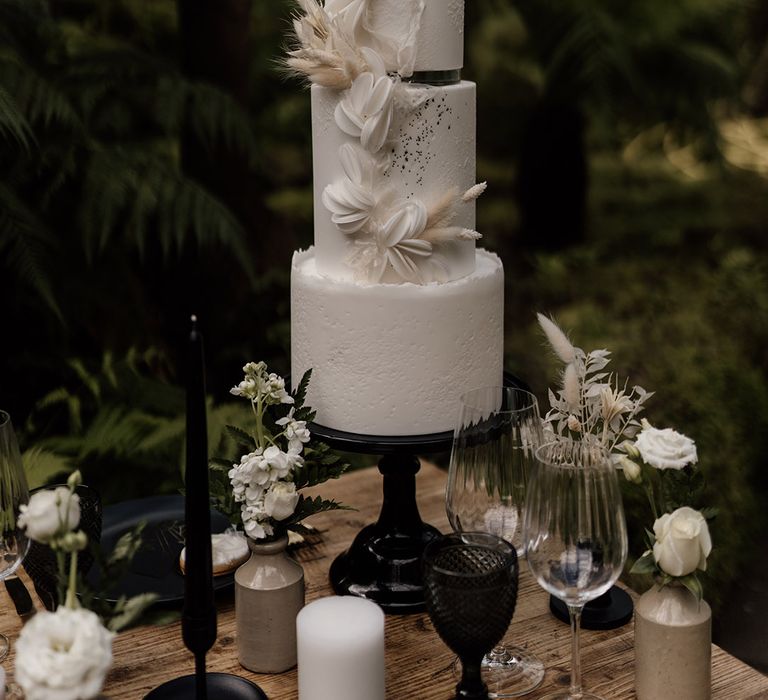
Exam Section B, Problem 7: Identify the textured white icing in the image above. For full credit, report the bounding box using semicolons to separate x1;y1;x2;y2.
367;0;464;72
291;247;504;436
312;80;477;282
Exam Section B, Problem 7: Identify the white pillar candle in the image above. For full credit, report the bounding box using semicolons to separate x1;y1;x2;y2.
297;596;385;700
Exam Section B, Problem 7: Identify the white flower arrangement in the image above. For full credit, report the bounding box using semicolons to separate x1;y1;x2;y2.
537;313;653;453
15;471;165;700
211;362;350;542
538;314;715;599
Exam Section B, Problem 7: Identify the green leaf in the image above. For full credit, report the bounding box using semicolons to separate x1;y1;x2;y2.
292;368;312;409
286;495;354;525
21;446;72;489
224;425;256;452
209;457;233;472
699;506;718;521
107;592;159;632
678;573;704;602
629;552;657;575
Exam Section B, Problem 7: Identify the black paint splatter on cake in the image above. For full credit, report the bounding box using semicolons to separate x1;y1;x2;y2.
386;89;455;196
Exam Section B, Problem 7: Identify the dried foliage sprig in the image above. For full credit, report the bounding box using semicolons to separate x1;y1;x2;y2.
285;0;366;89
537;313;653;454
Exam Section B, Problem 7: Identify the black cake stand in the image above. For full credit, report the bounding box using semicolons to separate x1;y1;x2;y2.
310;422;449;615
312;373;525;615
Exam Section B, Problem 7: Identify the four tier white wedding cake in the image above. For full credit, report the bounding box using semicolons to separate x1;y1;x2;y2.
288;0;504;436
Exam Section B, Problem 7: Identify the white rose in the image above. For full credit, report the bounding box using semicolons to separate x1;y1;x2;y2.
634;420;697;470
15;606;114;700
264;482;300;521
18;487;81;544
652;507;712;577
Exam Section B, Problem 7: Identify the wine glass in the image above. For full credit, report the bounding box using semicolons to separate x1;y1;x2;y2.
0;411;30;660
446;386;545;697
423;532;518;700
523;439;628;700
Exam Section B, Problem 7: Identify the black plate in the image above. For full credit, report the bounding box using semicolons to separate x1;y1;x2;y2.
89;494;235;604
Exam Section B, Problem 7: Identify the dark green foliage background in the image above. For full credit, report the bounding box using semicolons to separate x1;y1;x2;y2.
2;0;767;621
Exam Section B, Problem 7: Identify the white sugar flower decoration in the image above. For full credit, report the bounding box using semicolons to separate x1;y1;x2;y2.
15;606;114;700
335;49;394;153
322;144;380;234
375;200;432;282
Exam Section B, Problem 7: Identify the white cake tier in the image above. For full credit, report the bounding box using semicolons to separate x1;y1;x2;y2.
367;0;465;73
291;247;504;436
312;80;477;283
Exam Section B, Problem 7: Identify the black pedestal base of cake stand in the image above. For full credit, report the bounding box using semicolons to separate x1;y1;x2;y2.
310;424;450;615
312;374;525;615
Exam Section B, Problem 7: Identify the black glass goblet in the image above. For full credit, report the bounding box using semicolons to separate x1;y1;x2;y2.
423;532;519;700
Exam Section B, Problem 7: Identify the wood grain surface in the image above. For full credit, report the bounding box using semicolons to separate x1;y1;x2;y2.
2;461;767;699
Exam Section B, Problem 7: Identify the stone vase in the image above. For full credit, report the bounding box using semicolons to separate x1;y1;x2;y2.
635;581;712;700
235;534;305;673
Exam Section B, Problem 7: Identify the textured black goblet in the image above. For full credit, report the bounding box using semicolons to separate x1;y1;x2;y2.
23;484;102;610
423;533;518;700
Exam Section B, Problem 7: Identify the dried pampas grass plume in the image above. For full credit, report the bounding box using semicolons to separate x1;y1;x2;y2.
563;363;581;411
537;313;577;364
420;184;486;243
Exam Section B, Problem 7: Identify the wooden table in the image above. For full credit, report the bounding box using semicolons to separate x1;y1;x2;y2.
3;461;767;699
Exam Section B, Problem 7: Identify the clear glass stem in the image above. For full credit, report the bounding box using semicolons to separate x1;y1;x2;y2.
487;645;511;664
568;604;583;697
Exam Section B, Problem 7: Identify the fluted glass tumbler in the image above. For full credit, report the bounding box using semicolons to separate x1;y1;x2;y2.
523;439;628;700
0;411;30;660
423;532;518;700
446;386;545;696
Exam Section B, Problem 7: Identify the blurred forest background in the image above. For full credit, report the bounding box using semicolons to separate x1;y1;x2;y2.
2;0;767;669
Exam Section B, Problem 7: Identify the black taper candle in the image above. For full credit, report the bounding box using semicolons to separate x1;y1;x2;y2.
183;315;217;699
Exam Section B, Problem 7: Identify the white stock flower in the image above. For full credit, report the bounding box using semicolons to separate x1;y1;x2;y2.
276;409;312;453
652;507;712;577
263;373;294;405
334;50;394;153
242;509;273;541
230;363;294;406
264;482;300;521
18;487;81;544
635;420;698;471
229;377;258;399
322;144;380;234
15;606;114;700
261;445;294;481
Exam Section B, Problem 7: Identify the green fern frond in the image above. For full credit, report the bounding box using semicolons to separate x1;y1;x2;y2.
0;85;34;149
286;495;353;528
224;425;257;454
0;182;64;319
21;446;72;489
80;146;255;282
293;442;350;489
67;358;102;402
